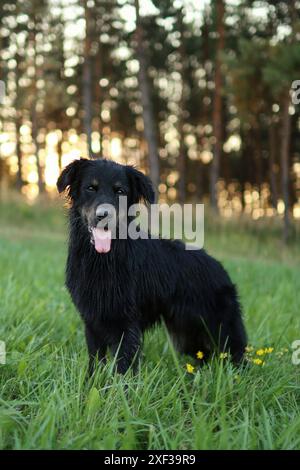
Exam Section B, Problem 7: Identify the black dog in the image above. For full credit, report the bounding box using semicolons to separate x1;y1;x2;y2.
57;158;247;375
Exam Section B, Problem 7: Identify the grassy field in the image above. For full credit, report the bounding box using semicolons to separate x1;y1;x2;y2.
0;196;300;450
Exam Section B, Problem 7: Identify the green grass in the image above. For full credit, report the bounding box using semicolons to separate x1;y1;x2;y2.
0;196;300;450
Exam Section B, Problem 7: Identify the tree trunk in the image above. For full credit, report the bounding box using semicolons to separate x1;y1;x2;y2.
31;103;44;194
196;155;204;201
134;0;160;193
95;47;103;156
280;92;291;243
210;0;225;212
178;118;186;203
200;8;210;201
15;114;23;189
177;8;186;204
31;17;45;194
83;0;94;158
57;136;63;171
253;124;262;190
268;121;278;209
0;158;9;198
15;52;23;190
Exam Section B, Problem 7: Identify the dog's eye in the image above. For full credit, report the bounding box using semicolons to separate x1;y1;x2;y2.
86;185;97;192
115;188;125;195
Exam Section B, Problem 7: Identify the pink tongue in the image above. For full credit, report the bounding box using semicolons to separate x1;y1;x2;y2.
92;228;112;253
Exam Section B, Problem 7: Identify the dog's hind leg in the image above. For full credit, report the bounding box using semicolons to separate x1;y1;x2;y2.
165;300;247;365
223;303;247;365
224;315;247;364
204;309;247;365
85;325;107;376
164;317;211;361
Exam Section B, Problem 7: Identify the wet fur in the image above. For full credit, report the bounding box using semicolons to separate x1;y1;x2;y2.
57;158;247;375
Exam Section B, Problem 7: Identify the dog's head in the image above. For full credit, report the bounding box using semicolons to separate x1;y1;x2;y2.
57;158;155;253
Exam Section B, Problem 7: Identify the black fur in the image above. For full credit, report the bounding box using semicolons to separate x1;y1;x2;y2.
57;158;247;375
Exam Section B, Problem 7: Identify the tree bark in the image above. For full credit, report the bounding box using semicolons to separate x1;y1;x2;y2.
253;124;262;190
15;114;23;189
280;92;291;243
177;8;186;204
210;0;225;212
31;15;45;194
57;136;63;171
15;52;23;190
268;120;278;209
134;0;160;193
31;103;44;194
95;47;103;156
83;0;94;158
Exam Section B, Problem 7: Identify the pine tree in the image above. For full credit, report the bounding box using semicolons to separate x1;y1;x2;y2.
210;0;225;212
134;0;160;192
263;0;300;241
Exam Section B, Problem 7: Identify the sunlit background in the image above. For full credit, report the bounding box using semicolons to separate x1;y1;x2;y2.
0;0;300;228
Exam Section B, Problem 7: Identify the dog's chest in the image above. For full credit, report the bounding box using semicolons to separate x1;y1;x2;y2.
66;248;136;323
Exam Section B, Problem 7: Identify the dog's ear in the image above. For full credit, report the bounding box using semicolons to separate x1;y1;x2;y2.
126;166;155;204
57;158;89;196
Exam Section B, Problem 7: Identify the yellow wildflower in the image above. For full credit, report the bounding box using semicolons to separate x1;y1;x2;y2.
264;347;274;354
256;348;265;356
186;363;195;374
220;352;228;359
253;358;265;366
245;345;254;353
196;351;204;359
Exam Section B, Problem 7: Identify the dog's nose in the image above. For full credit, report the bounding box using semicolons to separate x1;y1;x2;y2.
96;206;110;222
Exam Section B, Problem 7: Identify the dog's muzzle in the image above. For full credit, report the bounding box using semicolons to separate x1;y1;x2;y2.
90;204;114;254
96;206;112;223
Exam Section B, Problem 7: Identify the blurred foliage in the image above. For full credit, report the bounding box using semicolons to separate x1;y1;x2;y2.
0;0;300;240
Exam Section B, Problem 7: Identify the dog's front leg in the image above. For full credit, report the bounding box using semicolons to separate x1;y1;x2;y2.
110;325;142;375
85;325;107;376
